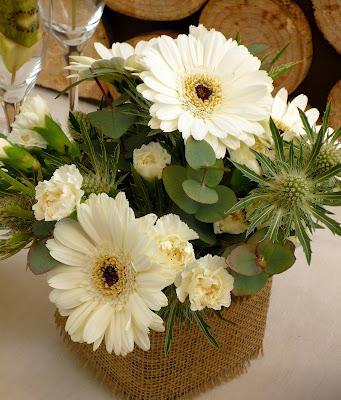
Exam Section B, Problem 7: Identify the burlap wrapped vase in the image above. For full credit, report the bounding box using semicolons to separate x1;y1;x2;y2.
55;280;272;400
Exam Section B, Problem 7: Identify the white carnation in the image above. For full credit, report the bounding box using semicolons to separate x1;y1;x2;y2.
176;254;234;311
151;214;198;284
133;142;171;181
33;164;84;221
213;212;248;234
8;95;49;148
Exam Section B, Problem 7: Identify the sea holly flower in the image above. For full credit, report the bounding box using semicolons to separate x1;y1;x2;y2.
228;113;341;263
137;24;273;158
133;142;171;181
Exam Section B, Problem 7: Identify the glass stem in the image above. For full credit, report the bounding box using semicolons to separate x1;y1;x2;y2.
65;46;80;112
1;100;22;133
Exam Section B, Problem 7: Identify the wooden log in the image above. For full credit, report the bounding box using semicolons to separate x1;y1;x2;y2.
328;80;341;129
199;0;313;94
312;0;341;54
127;30;179;46
105;0;206;21
38;22;109;101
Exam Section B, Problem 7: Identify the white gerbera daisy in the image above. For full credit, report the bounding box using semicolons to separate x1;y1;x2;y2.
95;40;157;72
151;214;199;284
270;88;319;141
137;25;273;158
47;192;169;355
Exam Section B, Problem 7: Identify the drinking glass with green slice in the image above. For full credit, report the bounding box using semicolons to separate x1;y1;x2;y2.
40;0;105;111
0;0;52;132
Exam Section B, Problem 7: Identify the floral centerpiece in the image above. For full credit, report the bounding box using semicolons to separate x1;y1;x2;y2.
1;25;340;399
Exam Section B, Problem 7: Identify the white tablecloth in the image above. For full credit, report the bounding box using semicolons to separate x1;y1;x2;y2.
1;88;341;400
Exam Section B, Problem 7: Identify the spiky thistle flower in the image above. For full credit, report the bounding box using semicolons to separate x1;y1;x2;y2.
228;108;341;263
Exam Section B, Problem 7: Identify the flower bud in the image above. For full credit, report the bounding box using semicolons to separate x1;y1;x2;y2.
0;137;40;171
133;142;171;181
214;211;248;235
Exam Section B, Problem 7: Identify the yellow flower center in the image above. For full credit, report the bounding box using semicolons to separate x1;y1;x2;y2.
159;235;193;271
92;255;132;298
183;73;222;118
274;119;293;134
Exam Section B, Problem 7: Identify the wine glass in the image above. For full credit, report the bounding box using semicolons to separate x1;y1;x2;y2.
0;0;52;132
42;0;105;111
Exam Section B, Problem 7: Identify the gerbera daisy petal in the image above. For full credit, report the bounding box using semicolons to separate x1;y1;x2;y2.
47;193;169;356
65;301;98;335
139;27;272;158
83;303;113;343
53;219;96;254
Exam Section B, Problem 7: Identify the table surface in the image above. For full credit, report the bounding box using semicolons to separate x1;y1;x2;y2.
1;88;341;400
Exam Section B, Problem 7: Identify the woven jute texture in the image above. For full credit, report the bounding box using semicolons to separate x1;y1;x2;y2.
55;280;272;400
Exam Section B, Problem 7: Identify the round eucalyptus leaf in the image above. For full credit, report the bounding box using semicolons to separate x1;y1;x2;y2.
231;271;268;296
173;207;217;245
257;240;296;275
162;166;200;214
185;138;216;170
182;179;218;204
27;241;59;275
195;185;237;223
226;244;263;276
186;159;224;187
32;220;55;240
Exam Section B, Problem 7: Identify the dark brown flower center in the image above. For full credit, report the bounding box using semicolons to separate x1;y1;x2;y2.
195;84;212;101
101;265;119;287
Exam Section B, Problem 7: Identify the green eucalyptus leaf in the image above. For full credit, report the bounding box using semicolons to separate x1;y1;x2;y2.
174;207;217;245
226;244;263;276
257;240;296;275
185;138;216;170
186;159;224;187
230;168;254;196
88;104;137;139
32;221;56;240
27;240;59;275
195;186;237;223
231;270;268;296
162;166;200;214
182;179;218;204
246;228;268;250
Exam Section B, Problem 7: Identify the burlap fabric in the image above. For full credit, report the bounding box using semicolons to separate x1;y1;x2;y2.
55;280;272;400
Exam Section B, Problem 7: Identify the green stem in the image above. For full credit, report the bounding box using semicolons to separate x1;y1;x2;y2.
0;169;35;198
0;206;34;220
200;167;208;186
71;0;77;30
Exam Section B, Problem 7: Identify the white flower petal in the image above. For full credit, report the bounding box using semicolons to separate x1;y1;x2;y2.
83;303;112;343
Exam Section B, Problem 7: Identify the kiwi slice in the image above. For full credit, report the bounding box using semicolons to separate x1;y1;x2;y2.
0;0;39;48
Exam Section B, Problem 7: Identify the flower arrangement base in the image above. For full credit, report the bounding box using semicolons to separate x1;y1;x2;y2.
55;281;272;400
